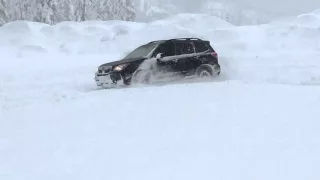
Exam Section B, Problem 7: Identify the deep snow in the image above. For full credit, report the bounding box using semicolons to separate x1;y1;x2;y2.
1;10;320;180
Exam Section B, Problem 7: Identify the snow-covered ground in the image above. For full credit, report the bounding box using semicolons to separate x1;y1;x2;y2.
1;10;320;180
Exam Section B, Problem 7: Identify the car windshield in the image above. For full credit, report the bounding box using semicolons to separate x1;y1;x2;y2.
123;43;159;59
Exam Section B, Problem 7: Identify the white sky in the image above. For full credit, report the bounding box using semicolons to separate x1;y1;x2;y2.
176;0;320;17
234;0;320;15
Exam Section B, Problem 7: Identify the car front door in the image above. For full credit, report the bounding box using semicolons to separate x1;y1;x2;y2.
152;42;179;80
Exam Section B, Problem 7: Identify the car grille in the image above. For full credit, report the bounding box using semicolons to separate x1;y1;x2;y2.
98;66;112;74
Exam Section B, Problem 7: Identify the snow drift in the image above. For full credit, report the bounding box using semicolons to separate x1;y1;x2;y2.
1;11;319;85
1;9;320;180
0;11;319;54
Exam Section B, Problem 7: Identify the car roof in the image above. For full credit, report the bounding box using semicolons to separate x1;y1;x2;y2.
148;38;209;45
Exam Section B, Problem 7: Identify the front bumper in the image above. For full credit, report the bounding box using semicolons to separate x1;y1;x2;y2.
95;71;123;87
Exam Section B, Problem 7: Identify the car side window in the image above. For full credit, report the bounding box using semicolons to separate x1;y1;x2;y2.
154;42;175;57
175;42;195;55
194;41;212;53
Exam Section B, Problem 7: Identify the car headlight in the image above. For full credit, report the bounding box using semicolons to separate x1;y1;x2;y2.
113;64;128;71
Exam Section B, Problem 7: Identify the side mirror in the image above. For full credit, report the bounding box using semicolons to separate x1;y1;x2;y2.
156;53;163;60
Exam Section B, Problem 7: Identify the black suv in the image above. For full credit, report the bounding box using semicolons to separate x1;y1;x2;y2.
95;38;221;87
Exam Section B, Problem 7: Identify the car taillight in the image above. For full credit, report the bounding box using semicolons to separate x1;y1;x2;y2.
211;52;218;58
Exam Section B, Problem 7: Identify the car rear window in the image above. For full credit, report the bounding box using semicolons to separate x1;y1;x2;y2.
194;41;213;53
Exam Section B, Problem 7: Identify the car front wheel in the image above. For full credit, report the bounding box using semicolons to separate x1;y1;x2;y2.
131;69;152;85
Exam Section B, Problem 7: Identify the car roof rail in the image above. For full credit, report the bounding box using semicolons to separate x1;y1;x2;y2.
148;37;206;44
168;37;203;41
148;40;166;43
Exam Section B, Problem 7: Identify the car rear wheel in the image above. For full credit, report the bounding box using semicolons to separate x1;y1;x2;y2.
196;64;220;80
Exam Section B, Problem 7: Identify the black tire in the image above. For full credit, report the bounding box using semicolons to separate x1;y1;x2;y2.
196;64;220;80
131;69;151;85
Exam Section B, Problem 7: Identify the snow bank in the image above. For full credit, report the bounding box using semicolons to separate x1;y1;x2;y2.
0;20;147;54
0;14;233;55
0;11;319;54
1;11;320;85
0;21;48;53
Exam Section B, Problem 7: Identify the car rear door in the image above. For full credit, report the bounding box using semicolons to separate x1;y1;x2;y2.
174;41;199;73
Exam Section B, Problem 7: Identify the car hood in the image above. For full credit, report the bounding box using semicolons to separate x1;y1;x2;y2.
99;57;147;68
